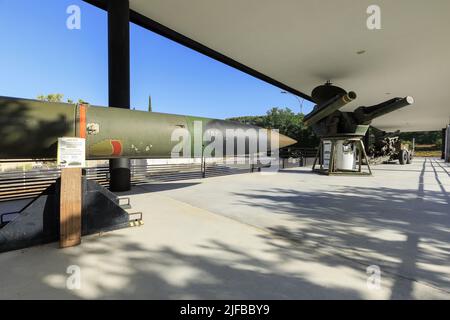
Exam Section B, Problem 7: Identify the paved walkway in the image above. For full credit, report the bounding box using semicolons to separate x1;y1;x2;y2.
0;158;449;299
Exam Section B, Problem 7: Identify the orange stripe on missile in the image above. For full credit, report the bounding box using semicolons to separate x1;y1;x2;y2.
111;140;123;156
79;104;87;139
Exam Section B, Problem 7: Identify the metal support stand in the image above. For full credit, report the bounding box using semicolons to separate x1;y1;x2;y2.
0;178;142;253
201;145;206;178
312;135;372;175
60;168;82;248
201;157;206;178
109;158;131;191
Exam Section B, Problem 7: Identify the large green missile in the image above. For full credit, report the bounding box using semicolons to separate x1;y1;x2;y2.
0;96;296;160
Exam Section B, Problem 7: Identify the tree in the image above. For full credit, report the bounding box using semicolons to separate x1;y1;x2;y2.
37;94;86;104
37;93;64;103
228;107;319;148
398;131;442;145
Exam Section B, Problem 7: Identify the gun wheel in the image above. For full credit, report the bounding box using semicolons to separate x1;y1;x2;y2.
406;151;413;164
399;149;408;165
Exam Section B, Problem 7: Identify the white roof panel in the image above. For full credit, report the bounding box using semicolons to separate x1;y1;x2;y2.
87;0;450;131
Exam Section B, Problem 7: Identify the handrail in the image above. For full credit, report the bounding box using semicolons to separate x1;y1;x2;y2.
0;157;304;202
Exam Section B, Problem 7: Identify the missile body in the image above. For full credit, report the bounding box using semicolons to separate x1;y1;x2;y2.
0;96;296;160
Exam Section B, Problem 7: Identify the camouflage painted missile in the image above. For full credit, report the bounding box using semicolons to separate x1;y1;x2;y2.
0;96;296;160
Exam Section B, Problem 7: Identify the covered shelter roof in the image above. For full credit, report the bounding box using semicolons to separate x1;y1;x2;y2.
85;0;450;132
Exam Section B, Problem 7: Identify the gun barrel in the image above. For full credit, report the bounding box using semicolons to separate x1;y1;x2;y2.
304;91;357;126
354;96;414;124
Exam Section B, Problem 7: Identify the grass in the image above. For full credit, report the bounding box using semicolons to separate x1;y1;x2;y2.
414;144;441;157
414;150;441;157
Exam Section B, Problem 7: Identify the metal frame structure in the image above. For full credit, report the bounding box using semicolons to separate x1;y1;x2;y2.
312;136;372;176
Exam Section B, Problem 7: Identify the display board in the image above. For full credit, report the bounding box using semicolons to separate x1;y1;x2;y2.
57;138;86;168
322;140;332;169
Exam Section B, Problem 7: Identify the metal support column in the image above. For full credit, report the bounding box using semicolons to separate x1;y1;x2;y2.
442;127;447;160
108;0;131;191
363;126;371;152
445;125;450;163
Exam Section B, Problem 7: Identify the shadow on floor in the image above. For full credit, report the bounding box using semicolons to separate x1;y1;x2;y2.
0;233;367;299
116;182;202;196
1;159;448;299
230;159;450;299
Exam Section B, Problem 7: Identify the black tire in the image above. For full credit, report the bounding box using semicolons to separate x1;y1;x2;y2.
399;150;408;165
406;151;413;164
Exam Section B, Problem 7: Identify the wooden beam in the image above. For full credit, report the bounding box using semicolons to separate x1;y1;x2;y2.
60;168;82;248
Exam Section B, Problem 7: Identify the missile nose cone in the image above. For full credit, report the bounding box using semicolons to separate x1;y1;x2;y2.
275;132;297;148
271;131;297;149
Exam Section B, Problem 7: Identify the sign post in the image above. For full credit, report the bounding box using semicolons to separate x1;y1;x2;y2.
57;137;85;248
59;168;82;248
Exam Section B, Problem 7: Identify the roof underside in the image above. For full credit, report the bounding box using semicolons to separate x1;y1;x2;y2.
86;0;450;132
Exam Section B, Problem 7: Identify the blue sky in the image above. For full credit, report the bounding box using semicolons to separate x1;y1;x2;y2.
0;0;313;119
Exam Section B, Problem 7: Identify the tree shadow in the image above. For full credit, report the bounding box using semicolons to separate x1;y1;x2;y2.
0;233;369;299
231;159;450;298
0;97;73;159
2;158;449;300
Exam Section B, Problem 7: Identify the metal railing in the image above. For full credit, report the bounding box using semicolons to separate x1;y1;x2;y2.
280;147;318;168
0;157;304;202
280;147;318;158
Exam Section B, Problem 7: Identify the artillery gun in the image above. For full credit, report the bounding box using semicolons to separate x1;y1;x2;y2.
366;128;413;165
304;82;414;174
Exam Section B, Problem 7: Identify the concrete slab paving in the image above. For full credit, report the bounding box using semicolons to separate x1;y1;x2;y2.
0;157;448;299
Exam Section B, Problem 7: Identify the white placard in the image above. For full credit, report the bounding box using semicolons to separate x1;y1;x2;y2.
322;140;332;169
57;137;86;168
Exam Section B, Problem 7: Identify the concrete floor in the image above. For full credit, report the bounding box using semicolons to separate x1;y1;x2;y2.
0;157;449;299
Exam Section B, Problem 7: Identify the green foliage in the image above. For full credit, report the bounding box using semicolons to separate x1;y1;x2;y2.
37;94;86;104
37;93;64;102
435;138;442;149
401;140;412;149
228;107;319;148
398;131;441;145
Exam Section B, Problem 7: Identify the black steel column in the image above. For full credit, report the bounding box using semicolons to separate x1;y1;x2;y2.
363;127;371;151
108;0;131;191
442;128;446;160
